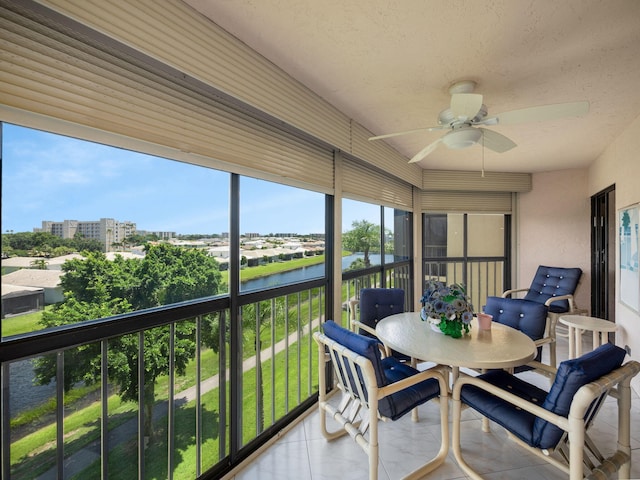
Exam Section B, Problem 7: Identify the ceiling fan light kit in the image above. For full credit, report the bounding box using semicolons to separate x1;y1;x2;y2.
442;127;482;149
369;79;589;164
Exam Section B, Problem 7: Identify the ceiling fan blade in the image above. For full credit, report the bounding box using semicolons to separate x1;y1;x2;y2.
479;128;517;153
368;126;443;141
409;139;442;163
450;93;483;120
491;101;589;125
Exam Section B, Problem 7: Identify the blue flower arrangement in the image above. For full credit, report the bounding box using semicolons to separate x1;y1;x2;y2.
420;280;474;338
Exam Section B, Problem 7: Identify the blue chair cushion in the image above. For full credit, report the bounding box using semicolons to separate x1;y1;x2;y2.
484;296;548;366
322;320;386;387
359;288;405;332
523;266;582;313
484;296;548;341
533;343;626;448
322;320;440;421
460;369;548;446
461;343;626;450
359;288;409;362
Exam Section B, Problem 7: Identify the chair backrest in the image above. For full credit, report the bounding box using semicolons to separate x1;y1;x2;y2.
484;296;548;342
321;320;426;420
322;319;387;388
358;288;404;336
532;343;626;449
523;265;582;313
484;296;548;364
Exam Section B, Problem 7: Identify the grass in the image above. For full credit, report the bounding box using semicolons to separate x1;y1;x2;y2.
2;306;52;336
7;257;353;478
240;254;325;280
12;331;319;479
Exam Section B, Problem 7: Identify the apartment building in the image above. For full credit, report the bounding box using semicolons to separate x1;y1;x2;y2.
39;218;136;251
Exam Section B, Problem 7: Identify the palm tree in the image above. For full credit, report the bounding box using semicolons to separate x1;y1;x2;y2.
342;219;380;267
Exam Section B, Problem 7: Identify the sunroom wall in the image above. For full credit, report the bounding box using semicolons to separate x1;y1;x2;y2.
517;169;591;314
589;112;640;393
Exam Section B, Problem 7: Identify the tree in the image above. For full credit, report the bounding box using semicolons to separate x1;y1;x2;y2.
34;243;225;439
342;219;380;267
30;258;49;270
2;230;102;255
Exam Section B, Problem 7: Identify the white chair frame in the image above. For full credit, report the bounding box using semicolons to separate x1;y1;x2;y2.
314;330;450;480
452;360;640;480
502;289;588;369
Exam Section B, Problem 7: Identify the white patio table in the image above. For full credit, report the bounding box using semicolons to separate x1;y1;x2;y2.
376;312;537;380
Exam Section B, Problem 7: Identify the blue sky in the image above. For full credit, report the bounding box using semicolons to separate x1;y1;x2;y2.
2;124;381;235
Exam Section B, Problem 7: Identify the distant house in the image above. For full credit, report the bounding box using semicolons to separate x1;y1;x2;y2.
1;269;64;306
1;284;45;318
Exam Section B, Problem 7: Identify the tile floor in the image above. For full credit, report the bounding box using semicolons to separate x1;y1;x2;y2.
228;334;640;479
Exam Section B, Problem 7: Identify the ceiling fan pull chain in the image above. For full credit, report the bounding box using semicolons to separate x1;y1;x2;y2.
481;130;485;178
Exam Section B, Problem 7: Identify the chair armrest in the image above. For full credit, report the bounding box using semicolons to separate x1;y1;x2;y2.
352;320;377;337
352;321;391;357
525;359;558;376
348;298;359;323
452;375;569;430
501;288;530;298
544;294;574;308
379;365;449;400
534;337;554;347
570;361;640;416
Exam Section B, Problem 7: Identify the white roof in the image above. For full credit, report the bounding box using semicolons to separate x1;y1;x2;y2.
1;283;44;298
1;269;64;289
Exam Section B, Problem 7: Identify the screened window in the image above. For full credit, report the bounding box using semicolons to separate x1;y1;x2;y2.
422;213;508;309
238;177;325;291
386;206;411;262
1;123;230;336
341;199;382;271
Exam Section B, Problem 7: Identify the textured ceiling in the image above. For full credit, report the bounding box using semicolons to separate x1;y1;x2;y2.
183;0;640;173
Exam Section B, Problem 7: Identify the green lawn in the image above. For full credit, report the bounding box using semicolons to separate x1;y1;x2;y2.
11;330;319;479
6;255;356;478
2;307;52;337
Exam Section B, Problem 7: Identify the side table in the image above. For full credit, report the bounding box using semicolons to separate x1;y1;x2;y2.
558;315;617;359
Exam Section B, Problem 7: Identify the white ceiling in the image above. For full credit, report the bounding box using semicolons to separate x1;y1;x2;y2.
183;0;640;173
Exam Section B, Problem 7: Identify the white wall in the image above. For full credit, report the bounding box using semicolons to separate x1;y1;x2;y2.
589;113;640;392
518;113;640;393
517;168;591;313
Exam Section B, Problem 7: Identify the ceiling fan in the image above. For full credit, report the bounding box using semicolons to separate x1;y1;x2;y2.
369;80;589;163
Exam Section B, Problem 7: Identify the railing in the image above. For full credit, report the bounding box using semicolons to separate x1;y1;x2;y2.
341;261;412;329
1;280;324;479
422;258;505;312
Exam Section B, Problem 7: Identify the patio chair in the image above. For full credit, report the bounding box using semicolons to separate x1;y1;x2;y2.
483;296;552;375
501;265;587;368
314;320;449;480
352;288;410;362
452;343;640;480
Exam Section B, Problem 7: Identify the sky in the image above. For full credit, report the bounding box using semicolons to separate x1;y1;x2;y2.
1;123;382;236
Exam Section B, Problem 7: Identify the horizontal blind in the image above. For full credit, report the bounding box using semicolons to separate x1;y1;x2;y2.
421;191;512;213
0;2;334;191
342;157;414;210
422;170;531;192
350;122;422;188
39;0;353;152
37;0;424;189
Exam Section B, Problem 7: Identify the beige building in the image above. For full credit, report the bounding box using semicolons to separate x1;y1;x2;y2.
39;218;136;251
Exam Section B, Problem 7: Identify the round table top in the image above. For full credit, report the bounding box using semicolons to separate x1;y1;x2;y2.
559;315;617;332
376;312;537;370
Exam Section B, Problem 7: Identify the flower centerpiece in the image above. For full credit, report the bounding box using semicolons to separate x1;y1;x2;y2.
420;280;474;338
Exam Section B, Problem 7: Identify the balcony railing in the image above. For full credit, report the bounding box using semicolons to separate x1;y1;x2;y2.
422;258;506;311
1;280;324;479
341;261;412;330
2;258;500;479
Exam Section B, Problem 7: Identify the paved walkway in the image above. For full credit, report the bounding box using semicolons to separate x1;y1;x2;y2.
36;319;319;479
